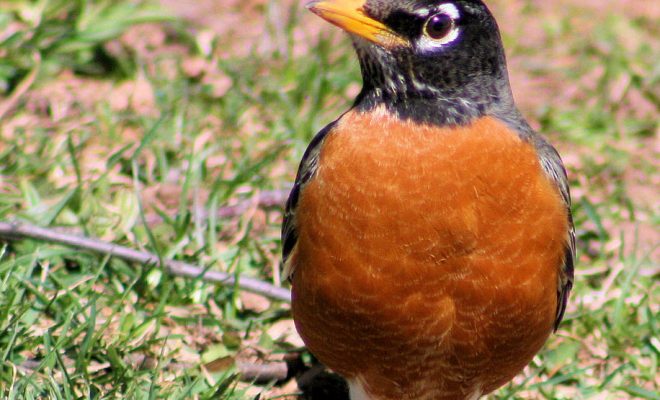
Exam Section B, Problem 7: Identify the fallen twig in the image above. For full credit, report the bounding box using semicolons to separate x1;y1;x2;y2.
0;221;291;302
236;360;289;382
216;189;290;218
143;189;291;226
18;356;290;383
0;53;40;120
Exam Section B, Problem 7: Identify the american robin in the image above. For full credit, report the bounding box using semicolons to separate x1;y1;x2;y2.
282;0;575;398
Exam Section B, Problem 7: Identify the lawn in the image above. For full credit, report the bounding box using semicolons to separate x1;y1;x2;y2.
0;0;657;399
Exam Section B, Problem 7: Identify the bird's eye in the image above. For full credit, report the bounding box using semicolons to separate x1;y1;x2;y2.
424;13;454;40
417;3;461;51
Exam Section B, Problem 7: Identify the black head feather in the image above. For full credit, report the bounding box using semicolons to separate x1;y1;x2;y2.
353;0;519;126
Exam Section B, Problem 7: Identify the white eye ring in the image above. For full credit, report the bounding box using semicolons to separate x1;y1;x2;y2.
418;3;461;51
436;3;460;19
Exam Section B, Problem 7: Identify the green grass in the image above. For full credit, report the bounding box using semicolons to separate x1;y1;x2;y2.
0;0;658;399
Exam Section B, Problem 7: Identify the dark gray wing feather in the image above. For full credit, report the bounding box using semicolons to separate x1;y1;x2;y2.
282;120;338;280
536;141;575;331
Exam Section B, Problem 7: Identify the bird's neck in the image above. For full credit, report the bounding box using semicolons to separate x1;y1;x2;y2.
352;41;520;127
354;90;474;126
353;74;519;127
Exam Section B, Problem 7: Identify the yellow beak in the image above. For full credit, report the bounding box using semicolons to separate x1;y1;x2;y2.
307;0;407;48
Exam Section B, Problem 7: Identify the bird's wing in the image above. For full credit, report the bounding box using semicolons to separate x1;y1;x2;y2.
282;120;338;281
537;142;575;330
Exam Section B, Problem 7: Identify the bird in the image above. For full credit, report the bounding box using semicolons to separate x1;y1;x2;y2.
281;0;575;399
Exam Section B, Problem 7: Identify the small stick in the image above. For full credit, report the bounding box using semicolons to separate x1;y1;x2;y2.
144;189;291;226
0;53;40;119
19;357;290;382
0;221;291;302
236;360;289;382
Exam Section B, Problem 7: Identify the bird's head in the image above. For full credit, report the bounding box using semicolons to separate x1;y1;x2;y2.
308;0;517;125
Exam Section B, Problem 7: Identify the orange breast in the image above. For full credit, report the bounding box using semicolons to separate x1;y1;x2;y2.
291;109;568;399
